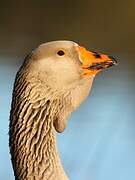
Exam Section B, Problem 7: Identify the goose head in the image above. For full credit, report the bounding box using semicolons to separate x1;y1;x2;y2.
27;40;117;90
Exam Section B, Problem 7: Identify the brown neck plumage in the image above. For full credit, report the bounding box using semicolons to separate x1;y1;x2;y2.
9;67;69;180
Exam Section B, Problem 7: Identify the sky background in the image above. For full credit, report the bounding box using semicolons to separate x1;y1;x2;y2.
0;0;135;180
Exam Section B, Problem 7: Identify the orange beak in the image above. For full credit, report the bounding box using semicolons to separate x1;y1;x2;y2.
76;46;118;77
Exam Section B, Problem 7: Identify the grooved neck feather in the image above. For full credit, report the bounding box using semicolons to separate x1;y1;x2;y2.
9;69;70;180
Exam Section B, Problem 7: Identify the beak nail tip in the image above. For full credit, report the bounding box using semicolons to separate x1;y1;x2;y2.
108;55;118;65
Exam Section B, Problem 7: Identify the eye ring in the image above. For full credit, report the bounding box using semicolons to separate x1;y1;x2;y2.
57;50;65;56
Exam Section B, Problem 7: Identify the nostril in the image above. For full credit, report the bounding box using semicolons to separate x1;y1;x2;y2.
94;53;101;58
92;51;101;58
108;55;118;65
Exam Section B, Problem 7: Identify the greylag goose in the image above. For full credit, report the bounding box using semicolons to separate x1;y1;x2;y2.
9;40;117;180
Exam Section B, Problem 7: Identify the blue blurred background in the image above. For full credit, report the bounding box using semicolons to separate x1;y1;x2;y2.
0;0;135;180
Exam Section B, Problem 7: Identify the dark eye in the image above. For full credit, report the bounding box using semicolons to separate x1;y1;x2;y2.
57;50;65;56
